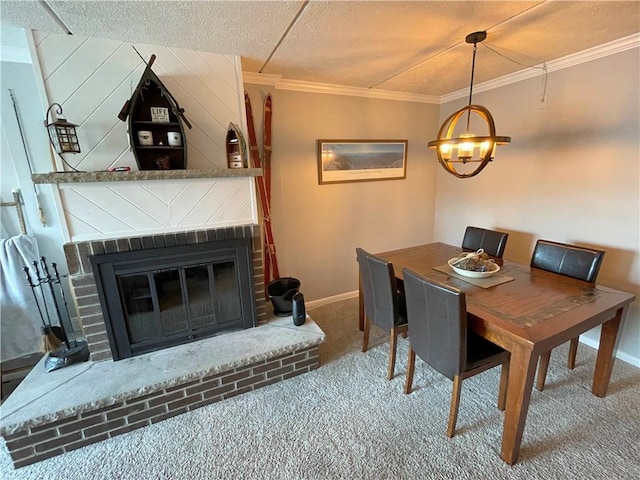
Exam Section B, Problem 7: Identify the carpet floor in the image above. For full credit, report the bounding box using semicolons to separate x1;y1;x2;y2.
1;297;639;479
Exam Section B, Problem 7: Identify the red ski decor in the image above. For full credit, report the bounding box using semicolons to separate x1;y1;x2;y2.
263;95;272;201
245;92;279;296
262;94;274;286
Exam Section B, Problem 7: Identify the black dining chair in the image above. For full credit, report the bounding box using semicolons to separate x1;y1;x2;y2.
462;226;509;258
402;268;510;438
530;239;605;391
356;248;408;380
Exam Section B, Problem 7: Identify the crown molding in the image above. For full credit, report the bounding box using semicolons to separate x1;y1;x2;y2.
441;32;640;104
242;72;281;86
245;33;639;105
242;72;440;104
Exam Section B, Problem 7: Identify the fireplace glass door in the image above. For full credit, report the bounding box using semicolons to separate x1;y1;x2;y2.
91;238;255;360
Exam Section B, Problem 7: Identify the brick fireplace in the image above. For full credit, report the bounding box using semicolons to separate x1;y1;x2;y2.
63;224;267;362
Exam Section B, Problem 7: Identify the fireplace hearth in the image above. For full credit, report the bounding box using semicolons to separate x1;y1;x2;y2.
0;314;325;469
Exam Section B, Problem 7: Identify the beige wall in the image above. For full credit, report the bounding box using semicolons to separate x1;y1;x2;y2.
243;85;440;301
433;48;640;362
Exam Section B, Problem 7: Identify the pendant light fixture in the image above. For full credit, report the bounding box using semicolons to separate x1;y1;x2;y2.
428;31;510;178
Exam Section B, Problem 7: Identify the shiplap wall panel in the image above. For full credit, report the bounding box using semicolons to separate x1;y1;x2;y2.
33;31;85;79
33;31;256;242
74;67;144;172
61;186;167;230
143;183;188;205
66;58;143;171
178;181;247;226
208;186;252;224
64;212;101;238
66;45;142;124
170;181;224;225
168;48;239;121
79;123;134;171
60;189;142;234
199;53;244;114
235;202;255;226
92;63;147;170
180;143;210;171
45;38;122;106
108;184;173;225
59;178;255;241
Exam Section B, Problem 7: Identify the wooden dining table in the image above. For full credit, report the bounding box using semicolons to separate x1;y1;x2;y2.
358;242;636;465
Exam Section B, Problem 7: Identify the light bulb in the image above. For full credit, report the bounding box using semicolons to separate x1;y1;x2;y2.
479;141;492;159
439;144;452;161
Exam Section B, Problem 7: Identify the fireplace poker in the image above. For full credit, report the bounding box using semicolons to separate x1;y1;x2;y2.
51;262;78;347
22;266;46;327
40;257;71;349
31;261;51;324
31;260;66;346
33;258;91;372
23;266;62;352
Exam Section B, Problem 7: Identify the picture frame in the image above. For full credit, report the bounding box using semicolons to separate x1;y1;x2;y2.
317;140;408;185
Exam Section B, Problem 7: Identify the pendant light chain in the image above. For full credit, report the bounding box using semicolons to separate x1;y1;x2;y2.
466;41;478;132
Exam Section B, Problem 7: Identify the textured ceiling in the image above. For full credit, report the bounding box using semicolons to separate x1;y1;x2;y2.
1;0;638;96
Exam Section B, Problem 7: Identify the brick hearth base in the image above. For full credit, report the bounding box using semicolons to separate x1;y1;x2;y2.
0;316;324;469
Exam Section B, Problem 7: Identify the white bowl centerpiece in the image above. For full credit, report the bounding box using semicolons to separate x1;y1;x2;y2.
448;249;501;278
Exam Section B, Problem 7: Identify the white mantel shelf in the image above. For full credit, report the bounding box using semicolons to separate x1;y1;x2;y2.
32;168;262;184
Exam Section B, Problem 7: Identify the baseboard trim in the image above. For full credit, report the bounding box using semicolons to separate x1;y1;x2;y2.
307;291;359;310
579;336;640;368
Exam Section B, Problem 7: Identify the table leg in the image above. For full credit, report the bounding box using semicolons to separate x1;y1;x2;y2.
358;278;364;331
500;343;537;465
592;307;624;397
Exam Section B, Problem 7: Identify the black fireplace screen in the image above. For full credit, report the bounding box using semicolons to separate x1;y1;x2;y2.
91;238;256;360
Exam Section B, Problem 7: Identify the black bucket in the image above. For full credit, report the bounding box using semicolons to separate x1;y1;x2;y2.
268;277;301;316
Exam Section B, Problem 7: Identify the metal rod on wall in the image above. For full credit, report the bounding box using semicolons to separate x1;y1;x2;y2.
8;89;47;226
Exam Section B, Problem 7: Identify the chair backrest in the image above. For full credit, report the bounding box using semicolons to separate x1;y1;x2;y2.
356;248;401;331
402;268;466;380
462;226;509;258
530;240;605;283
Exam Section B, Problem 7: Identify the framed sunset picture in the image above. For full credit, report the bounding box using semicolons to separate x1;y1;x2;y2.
317;140;408;185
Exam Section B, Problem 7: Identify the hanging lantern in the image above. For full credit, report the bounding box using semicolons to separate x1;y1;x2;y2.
45;103;81;154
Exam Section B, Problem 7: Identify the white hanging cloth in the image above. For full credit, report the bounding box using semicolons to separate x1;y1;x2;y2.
0;234;44;362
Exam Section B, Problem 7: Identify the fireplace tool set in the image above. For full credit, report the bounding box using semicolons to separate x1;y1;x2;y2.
23;257;90;372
